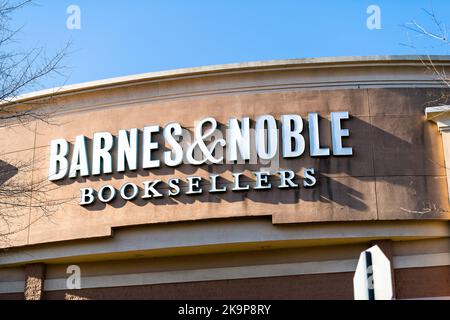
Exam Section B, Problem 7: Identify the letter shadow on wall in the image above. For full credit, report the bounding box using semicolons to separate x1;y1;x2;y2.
50;116;444;215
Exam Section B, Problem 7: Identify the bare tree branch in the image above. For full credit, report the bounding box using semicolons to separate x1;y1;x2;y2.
0;1;73;246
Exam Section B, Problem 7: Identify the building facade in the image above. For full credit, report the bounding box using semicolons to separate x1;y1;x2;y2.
0;56;449;300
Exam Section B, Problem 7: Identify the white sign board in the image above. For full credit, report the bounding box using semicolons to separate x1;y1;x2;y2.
353;245;393;300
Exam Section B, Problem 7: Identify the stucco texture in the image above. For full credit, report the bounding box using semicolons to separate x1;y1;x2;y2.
1;58;450;247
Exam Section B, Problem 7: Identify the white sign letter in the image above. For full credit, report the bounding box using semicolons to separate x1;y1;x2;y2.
163;123;183;167
142;125;160;169
281;114;305;158
79;187;95;205
49;139;69;181
255;115;278;160
69;135;89;178
92;132;114;175
331;111;353;156
227;117;251;162
117;128;138;172
308;113;330;157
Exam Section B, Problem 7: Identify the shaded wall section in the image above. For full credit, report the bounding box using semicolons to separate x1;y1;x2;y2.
1;87;449;247
41;265;450;300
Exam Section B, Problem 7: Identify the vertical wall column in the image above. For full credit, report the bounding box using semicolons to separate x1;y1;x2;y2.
24;263;46;300
425;105;450;202
440;131;450;202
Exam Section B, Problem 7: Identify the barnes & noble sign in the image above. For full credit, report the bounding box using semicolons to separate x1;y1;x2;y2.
47;112;353;206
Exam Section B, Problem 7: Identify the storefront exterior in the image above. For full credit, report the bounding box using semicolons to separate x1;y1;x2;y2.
0;56;449;300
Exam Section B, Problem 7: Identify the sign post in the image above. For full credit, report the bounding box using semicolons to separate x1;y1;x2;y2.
353;245;393;300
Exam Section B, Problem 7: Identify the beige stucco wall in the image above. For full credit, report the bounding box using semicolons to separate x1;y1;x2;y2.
0;56;450;250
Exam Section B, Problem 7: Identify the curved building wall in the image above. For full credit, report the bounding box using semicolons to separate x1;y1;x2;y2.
0;56;449;300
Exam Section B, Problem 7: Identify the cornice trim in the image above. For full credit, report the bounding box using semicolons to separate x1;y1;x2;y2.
4;55;450;106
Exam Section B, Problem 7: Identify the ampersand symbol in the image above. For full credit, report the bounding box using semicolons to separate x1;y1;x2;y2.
187;117;226;165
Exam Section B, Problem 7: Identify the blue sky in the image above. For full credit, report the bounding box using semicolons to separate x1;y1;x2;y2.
9;0;450;90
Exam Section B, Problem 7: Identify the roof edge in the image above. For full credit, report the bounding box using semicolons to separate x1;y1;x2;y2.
7;55;450;105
